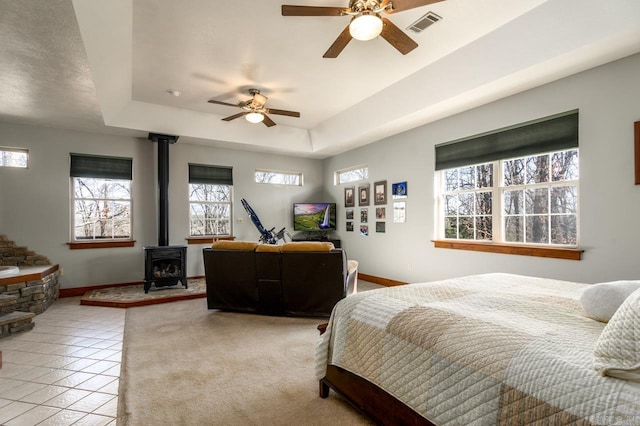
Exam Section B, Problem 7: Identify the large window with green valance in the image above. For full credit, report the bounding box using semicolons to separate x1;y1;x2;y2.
435;110;579;247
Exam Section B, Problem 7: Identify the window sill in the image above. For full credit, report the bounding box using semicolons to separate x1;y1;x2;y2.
433;240;583;260
68;240;135;250
186;236;236;245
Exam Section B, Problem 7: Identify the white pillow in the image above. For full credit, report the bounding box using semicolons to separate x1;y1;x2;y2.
580;280;640;322
593;287;640;381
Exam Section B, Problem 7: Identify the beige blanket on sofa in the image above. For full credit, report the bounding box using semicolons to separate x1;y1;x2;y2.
316;273;640;425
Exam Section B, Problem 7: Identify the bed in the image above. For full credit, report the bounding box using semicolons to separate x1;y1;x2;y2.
315;273;640;425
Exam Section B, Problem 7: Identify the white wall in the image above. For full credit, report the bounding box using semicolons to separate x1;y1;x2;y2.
0;125;323;288
323;52;640;284
166;143;323;277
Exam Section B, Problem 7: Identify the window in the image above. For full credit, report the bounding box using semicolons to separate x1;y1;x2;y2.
436;110;579;250
335;165;368;185
70;154;133;241
0;147;28;168
441;149;578;245
255;169;302;186
189;164;233;236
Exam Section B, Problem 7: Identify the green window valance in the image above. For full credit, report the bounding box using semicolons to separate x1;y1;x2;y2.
70;153;133;180
435;110;579;170
189;164;233;185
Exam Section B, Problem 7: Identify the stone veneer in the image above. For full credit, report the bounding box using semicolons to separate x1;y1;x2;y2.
0;235;51;266
0;235;60;338
1;268;61;314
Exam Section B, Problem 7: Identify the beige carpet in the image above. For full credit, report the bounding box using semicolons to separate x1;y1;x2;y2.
118;298;374;425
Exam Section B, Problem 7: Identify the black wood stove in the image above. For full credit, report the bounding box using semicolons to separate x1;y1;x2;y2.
143;245;188;293
143;133;188;293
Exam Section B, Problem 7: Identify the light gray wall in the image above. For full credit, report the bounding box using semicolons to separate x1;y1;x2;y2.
323;52;640;284
0;124;323;288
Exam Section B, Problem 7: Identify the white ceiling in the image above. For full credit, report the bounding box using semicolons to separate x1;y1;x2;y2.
2;0;640;158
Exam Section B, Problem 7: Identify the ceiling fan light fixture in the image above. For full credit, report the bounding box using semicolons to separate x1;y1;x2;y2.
349;13;383;41
246;112;265;124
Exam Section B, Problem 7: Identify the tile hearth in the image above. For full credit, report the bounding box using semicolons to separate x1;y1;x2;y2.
80;278;206;308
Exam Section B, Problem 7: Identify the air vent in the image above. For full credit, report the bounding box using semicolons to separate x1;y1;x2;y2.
406;11;442;33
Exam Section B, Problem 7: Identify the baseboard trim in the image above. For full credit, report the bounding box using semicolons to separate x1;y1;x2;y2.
59;275;206;298
357;273;407;287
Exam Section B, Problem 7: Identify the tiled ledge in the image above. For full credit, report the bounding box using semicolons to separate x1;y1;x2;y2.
0;264;59;286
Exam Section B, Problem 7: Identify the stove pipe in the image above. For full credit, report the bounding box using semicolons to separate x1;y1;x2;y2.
148;133;179;246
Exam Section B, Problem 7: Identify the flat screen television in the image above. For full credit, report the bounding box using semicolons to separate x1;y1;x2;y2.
293;203;337;231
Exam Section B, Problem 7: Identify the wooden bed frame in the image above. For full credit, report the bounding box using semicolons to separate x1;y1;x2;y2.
319;365;436;426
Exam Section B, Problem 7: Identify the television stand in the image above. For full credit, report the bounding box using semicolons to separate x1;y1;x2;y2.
292;234;341;248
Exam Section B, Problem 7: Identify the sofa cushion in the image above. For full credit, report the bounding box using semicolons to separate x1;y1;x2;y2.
281;242;335;252
593;287;640;381
255;244;282;253
212;241;258;251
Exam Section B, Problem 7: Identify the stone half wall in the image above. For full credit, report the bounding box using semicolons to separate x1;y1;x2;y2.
0;235;51;266
0;235;60;338
1;268;61;314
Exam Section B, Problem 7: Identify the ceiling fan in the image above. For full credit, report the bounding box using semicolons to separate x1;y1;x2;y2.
282;0;444;58
207;89;300;127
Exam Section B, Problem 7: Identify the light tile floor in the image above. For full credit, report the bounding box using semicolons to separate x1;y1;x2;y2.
0;297;124;425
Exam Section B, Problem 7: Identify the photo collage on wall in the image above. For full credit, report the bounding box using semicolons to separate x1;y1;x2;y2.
345;179;404;235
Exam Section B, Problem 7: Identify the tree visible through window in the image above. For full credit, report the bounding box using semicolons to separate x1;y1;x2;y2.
72;178;132;240
255;169;302;185
189;184;232;236
335;165;368;185
0;147;28;168
440;149;579;246
70;154;133;242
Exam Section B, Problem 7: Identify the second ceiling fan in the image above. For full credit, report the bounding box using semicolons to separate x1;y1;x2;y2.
282;0;444;58
208;89;300;127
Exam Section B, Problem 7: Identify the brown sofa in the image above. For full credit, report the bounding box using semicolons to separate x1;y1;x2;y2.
203;241;358;317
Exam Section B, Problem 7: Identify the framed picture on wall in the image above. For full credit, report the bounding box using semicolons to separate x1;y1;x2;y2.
360;208;368;223
358;183;370;206
374;180;387;205
344;186;355;207
376;222;386;233
376;207;386;220
346;221;354;232
346;208;354;220
360;225;369;236
393;201;406;223
392;181;407;199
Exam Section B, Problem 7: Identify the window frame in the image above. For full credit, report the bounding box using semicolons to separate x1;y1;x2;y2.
435;149;582;260
70;176;134;245
254;169;303;186
335;164;369;185
188;183;233;238
0;147;28;168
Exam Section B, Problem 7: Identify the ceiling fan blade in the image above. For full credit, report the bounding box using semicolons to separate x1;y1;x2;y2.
380;17;418;55
252;93;268;108
281;5;346;16
381;0;445;14
323;25;353;58
265;108;300;118
262;114;277;127
222;111;249;121
208;99;242;108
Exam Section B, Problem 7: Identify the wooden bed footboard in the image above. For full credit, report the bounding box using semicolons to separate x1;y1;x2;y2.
320;365;435;426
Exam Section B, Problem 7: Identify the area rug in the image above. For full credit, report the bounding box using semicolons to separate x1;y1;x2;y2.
117;298;374;425
80;278;206;308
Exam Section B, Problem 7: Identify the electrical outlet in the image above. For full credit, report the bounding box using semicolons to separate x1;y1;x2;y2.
236;217;244;224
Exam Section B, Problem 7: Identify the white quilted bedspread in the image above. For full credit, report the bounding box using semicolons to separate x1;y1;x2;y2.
315;273;640;425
